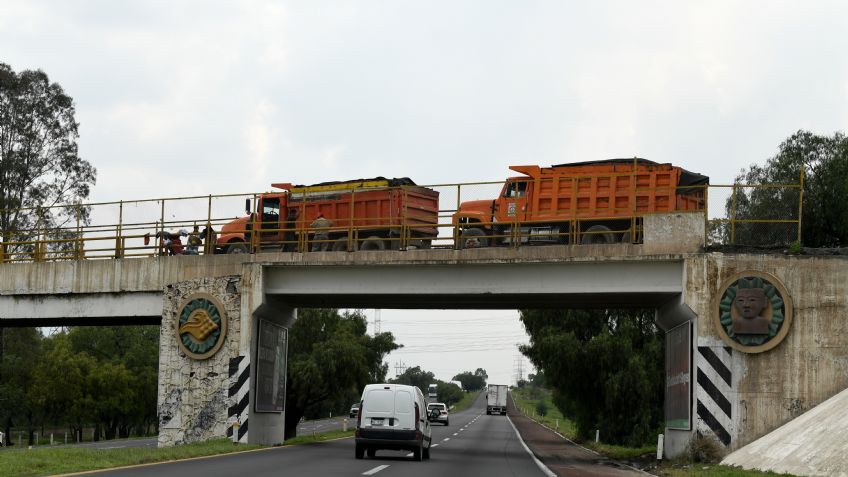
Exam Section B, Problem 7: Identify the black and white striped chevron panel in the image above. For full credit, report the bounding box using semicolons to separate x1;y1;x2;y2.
696;346;733;446
227;355;250;443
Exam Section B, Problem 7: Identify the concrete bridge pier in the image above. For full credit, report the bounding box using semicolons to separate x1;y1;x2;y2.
157;266;293;447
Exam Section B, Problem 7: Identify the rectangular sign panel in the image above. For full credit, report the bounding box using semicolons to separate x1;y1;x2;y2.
665;321;691;430
254;320;288;413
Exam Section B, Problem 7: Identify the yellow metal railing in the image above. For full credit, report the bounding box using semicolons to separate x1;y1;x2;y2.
0;174;803;263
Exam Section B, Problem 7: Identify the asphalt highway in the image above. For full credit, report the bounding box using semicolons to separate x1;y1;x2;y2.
71;392;551;477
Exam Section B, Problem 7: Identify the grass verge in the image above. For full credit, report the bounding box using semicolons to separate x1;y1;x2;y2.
0;438;267;477
283;429;354;446
0;428;355;477
451;390;481;413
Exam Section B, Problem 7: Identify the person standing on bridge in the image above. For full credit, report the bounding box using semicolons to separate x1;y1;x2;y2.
310;213;333;252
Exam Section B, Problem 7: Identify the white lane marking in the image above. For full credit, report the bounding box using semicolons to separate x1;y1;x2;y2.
432;444;440;448
453;432;458;436
443;437;450;442
362;465;390;475
506;416;557;477
405;452;413;457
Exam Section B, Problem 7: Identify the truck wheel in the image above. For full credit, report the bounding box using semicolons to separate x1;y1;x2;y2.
360;236;386;251
459;228;488;249
355;444;364;459
581;225;615;245
332;238;354;252
227;242;248;254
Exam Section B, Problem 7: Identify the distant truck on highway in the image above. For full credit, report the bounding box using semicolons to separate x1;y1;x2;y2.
452;158;708;249
216;177;439;254
486;384;508;415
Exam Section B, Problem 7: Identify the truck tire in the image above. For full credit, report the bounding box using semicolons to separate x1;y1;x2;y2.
360;236;386;251
227;242;248;254
459;228;488;249
332;237;354;252
581;225;615;245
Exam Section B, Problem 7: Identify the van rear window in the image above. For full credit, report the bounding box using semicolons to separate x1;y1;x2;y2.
395;390;412;414
364;389;394;413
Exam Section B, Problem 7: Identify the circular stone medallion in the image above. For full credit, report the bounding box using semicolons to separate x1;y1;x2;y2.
714;271;793;353
175;293;228;360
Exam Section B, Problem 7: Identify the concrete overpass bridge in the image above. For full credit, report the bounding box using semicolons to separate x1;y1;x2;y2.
1;212;846;461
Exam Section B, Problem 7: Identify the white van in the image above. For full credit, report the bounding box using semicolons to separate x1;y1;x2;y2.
355;384;436;461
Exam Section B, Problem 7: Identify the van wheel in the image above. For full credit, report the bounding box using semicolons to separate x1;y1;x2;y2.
445;420;449;426
423;445;431;460
360;236;386;251
367;447;376;458
413;444;423;461
355;444;364;459
227;242;248;254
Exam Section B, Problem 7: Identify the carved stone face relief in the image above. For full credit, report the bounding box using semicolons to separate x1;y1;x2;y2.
715;272;793;353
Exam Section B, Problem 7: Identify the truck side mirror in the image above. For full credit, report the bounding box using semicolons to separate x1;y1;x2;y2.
245;199;251;214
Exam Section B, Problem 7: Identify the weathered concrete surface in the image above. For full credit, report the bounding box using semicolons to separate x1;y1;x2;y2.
643;211;705;255
680;254;848;454
721;386;848;476
158;275;244;447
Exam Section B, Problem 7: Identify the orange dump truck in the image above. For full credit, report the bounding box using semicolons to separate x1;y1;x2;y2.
452;158;708;248
216;177;439;253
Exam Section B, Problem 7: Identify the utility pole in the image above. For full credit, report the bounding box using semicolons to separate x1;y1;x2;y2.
373;309;381;334
394;361;406;377
513;354;525;384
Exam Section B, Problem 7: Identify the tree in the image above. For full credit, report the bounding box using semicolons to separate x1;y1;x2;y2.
0;63;96;259
519;308;664;447
435;381;463;407
390;366;435;395
0;327;43;445
727;130;848;247
284;309;399;440
452;370;487;392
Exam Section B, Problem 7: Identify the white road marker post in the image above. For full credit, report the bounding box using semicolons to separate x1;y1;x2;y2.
656;434;664;461
343;418;348;432
50;433;53;445
232;420;240;444
595;429;599;443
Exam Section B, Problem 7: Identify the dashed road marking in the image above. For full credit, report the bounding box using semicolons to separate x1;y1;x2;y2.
432;444;439;447
453;433;458;436
443;437;450;442
362;465;390;475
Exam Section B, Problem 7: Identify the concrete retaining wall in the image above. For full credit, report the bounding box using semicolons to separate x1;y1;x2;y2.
684;254;848;451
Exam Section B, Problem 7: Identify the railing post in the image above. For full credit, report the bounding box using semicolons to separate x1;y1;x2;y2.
206;194;213;255
797;167;805;244
159;199;166;256
115;200;124;258
730;184;737;244
454;184;461;248
703;185;709;248
75;204;82;260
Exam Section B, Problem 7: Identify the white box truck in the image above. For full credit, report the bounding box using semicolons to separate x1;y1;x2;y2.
486;384;508;415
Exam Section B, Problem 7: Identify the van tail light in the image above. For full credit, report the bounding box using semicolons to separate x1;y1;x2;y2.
414;403;420;430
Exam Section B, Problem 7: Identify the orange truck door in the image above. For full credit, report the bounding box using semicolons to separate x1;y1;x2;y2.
258;196;282;248
496;179;529;224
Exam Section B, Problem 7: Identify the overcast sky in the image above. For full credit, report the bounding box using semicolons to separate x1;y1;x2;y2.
3;1;848;385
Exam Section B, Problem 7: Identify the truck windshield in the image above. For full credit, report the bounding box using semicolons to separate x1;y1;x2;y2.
262;198;280;224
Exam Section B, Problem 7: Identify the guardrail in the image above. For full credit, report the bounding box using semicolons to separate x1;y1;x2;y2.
0;174;803;263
